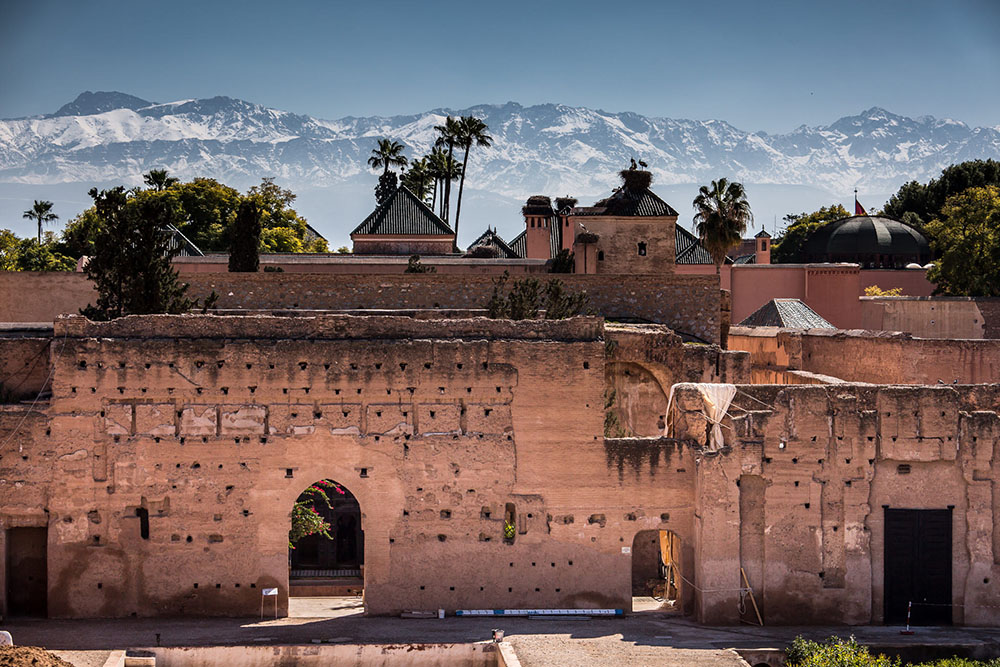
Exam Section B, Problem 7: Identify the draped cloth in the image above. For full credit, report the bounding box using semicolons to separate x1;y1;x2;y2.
664;383;737;453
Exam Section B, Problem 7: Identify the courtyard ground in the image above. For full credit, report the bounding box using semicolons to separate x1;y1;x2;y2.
2;598;999;666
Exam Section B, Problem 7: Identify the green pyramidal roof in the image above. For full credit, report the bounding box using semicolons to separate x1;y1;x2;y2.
352;186;454;236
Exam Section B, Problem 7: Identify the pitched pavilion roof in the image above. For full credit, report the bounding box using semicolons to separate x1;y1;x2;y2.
738;299;835;329
508;230;527;258
573;186;679;217
166;224;204;257
675;225;713;265
352;186;454;237
467;227;521;259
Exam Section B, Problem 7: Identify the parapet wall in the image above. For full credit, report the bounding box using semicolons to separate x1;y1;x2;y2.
669;383;1000;626
0;272;95;323
182;273;720;344
729;326;1000;384
0;271;720;344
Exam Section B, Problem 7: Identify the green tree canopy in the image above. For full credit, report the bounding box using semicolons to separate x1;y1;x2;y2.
693;178;753;274
0;230;75;271
55;176;325;258
771;204;850;263
81;186;195;320
925;186;1000;296
884;159;1000;231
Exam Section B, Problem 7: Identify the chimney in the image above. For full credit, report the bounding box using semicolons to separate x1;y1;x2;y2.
555;197;577;253
522;195;554;259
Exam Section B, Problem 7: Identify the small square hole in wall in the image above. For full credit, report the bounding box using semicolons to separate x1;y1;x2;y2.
359;468;368;478
897;464;911;474
583;362;589;369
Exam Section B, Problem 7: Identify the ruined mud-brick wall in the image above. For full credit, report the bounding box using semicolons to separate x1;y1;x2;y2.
0;272;721;344
604;324;750;435
0;314;701;619
670;383;1000;626
729;327;1000;384
0;337;52;401
181;273;721;344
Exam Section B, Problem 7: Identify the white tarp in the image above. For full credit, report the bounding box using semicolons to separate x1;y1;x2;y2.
665;383;737;453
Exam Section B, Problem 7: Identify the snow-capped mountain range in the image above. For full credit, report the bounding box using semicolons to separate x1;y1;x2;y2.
1;91;998;243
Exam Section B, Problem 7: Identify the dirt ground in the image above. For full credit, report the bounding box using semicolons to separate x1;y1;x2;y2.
4;598;1000;666
0;647;73;667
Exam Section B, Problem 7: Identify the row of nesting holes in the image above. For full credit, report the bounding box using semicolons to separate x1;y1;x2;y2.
79;360;494;372
78;359;591;374
96;583;258;590
418;586;565;593
74;386;508;396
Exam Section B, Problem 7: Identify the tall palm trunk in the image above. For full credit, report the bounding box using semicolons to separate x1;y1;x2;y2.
454;145;471;249
36;216;42;244
443;144;454;222
430;180;437;214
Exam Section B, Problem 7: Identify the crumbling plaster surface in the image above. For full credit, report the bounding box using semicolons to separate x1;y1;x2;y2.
730;327;1000;385
0;315;700;619
604;324;749;436
669;383;1000;626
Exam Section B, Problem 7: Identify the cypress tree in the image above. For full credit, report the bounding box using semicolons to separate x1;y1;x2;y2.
228;198;262;272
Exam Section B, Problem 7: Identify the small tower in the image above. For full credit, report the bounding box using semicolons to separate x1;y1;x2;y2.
522;195;554;260
555;196;578;254
754;227;771;265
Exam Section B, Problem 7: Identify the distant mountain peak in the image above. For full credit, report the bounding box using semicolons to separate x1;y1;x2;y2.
53;91;152;117
2;94;998;217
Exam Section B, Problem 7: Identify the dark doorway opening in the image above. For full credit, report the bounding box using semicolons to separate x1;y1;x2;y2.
289;480;363;614
7;527;47;617
884;508;952;625
631;529;682;614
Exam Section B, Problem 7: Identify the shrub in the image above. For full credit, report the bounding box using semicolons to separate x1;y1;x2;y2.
786;636;900;667
864;285;904;296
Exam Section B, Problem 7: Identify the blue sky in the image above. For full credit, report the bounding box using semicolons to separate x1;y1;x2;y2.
2;0;999;132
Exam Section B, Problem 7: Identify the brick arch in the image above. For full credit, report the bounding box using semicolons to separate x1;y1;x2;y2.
605;361;670;436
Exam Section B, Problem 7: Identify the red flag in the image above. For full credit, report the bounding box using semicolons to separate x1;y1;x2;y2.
855;198;867;216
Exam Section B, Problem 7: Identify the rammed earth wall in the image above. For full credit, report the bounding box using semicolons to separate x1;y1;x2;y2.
0;315;704;619
0;272;721;344
182;273;721;344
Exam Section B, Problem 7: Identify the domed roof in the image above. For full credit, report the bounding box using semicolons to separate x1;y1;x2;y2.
804;215;929;262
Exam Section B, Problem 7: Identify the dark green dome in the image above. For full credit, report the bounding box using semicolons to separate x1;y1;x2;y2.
803;215;930;268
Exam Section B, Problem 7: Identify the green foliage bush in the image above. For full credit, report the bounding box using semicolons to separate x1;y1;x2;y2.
486;271;588;320
786;636;1000;667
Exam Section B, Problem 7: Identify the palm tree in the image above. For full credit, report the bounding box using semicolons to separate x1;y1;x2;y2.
435;154;463;223
367;139;408;176
401;157;434;203
143;169;179;191
426;147;450;216
452;116;493;245
22;200;58;244
433;116;462;222
693;178;753;275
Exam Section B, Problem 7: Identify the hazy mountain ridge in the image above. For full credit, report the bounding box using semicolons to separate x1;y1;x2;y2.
2;91;999;213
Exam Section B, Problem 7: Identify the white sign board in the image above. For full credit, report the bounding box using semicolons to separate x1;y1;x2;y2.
262;587;279;596
621;546;631;554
